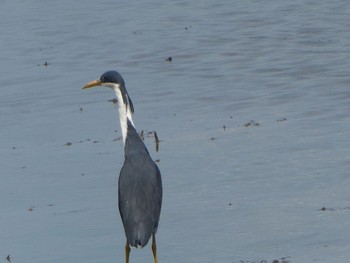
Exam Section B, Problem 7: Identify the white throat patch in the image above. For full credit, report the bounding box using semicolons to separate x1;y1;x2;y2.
113;86;134;144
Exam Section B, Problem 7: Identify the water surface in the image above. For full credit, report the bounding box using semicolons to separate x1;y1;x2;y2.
1;1;350;262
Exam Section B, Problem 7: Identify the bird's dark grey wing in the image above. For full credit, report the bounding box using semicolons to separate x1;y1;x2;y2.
118;156;162;248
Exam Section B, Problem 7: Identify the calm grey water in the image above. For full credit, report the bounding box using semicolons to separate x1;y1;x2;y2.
1;1;350;262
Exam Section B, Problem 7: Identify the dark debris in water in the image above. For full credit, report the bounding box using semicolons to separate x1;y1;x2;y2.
37;61;49;67
165;56;172;62
139;130;161;152
154;131;160;152
239;257;290;263
318;206;350;212
277;117;287;122
28;204;54;213
6;255;11;263
244;120;260;127
319;206;334;212
62;130;160;151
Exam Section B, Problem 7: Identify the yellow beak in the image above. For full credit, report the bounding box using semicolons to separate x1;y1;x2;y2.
82;79;102;89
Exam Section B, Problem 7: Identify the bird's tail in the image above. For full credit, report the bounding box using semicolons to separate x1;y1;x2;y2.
128;223;152;248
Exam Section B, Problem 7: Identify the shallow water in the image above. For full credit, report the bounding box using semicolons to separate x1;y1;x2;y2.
1;0;350;262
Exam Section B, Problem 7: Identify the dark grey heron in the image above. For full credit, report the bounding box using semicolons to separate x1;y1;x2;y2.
83;70;162;263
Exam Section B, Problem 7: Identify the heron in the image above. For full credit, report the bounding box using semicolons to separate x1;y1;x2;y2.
83;70;163;263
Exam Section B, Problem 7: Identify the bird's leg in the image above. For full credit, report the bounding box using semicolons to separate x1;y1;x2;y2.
125;242;130;263
152;233;158;263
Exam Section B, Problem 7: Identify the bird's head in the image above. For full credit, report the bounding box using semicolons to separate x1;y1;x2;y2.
83;70;134;113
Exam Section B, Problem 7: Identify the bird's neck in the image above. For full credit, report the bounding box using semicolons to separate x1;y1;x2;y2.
113;89;134;145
